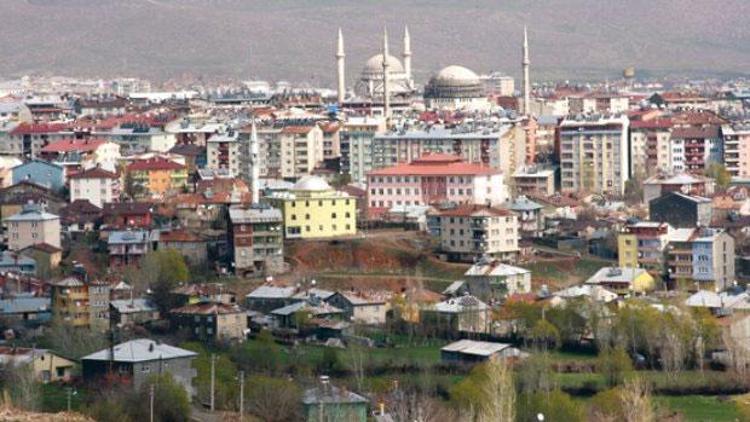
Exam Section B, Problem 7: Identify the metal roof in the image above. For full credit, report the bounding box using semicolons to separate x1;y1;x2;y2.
82;338;197;363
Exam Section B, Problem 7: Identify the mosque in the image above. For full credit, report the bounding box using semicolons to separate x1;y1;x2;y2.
335;26;531;116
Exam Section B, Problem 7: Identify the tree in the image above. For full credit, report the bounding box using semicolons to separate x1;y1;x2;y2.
122;170;145;200
619;377;655;422
245;375;301;422
232;330;281;375
529;318;561;351
138;249;189;313
39;321;109;359
136;373;190;422
317;347;344;374
706;162;731;190
515;352;555;396
0;363;40;411
345;344;369;392
451;359;515;421
597;346;633;387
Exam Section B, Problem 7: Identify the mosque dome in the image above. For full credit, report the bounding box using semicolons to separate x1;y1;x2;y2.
433;65;480;86
424;65;483;99
361;54;405;79
293;175;332;192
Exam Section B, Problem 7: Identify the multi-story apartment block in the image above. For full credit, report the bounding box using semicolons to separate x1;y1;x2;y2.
721;123;750;178
671;126;722;175
666;228;735;291
170;302;247;342
126;156;188;198
268;176;356;239
228;205;284;276
206;132;240;177
249;124;325;179
49;277;109;331
427;204;519;262
366;153;508;217
319;122;341;161
69;167;120;208
558;114;629;196
3;203;61;251
371;121;527;180
568;94;629;115
629;119;673;178
341;116;386;183
107;229;155;267
512;166;557;197
618;221;673;274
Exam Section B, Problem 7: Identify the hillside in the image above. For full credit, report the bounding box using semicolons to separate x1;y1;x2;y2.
1;0;749;83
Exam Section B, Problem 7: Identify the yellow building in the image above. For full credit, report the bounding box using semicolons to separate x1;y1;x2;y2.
0;347;75;383
269;176;356;239
617;233;638;268
585;267;656;294
50;277;90;327
126;157;187;198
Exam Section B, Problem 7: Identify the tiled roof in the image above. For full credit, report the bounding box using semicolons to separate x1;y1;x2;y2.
68;167;118;179
431;204;513;217
127;157;184;172
9;122;68;135
281;125;314;135
369;153;499;177
41;138;106;154
170;302;243;315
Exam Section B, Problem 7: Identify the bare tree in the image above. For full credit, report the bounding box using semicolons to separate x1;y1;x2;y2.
344;344;368;393
478;358;516;422
620;377;655;422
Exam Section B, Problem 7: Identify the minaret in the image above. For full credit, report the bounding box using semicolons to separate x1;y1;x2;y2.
336;28;346;105
382;27;391;125
249;117;260;204
522;25;531;115
403;25;412;82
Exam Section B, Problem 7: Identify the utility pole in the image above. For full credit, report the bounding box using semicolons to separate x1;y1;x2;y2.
238;370;245;421
66;387;72;412
149;384;155;422
210;353;216;412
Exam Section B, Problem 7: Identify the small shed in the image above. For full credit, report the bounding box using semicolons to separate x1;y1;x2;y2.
440;339;526;364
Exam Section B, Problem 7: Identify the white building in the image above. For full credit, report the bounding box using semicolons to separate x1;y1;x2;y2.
69;167;120;208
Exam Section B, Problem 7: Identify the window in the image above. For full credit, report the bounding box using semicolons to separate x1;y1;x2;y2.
332;213;337;219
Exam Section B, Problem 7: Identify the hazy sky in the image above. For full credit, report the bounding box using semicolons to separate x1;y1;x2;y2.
2;0;749;83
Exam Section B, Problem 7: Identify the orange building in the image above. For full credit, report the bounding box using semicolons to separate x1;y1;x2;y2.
126;157;187;198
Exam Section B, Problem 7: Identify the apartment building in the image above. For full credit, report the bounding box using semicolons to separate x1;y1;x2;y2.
618;221;673;274
427;204;519;262
69;167;120;208
206;132;241;177
126;156;188;198
366;153;508;217
49;277;109;331
3;203;61;251
559;114;629;196
513;166;557;196
670;126;722;175
371;121;527;179
666;228;735;291
341;116;386;183
721;123;750;178
629;119;673;178
268;176;356;239
228;205;284;276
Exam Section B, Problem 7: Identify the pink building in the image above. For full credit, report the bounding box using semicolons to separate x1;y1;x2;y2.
366;154;508;218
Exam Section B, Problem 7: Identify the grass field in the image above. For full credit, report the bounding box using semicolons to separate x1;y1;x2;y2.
656;395;742;422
